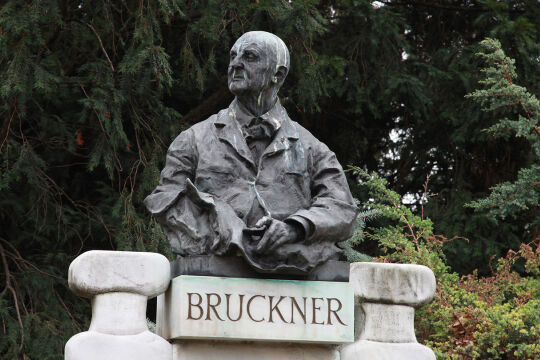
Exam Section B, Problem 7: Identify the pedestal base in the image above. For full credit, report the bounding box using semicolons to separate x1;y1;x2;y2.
65;330;172;360
340;340;435;360
172;340;339;360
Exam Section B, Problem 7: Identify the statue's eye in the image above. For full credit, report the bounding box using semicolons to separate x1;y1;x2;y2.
230;51;237;60
244;51;258;61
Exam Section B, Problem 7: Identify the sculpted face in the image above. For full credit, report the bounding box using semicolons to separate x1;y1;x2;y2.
227;31;289;102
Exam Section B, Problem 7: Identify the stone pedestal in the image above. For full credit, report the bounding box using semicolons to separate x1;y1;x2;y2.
157;274;354;359
64;253;438;359
65;251;173;360
340;262;436;360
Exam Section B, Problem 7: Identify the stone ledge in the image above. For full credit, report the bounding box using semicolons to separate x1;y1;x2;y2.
172;341;338;360
349;262;436;307
68;250;170;298
172;255;349;282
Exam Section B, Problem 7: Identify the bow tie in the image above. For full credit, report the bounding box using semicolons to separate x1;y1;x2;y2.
242;118;276;140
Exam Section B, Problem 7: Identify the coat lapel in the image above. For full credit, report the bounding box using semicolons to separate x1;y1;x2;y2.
213;108;256;169
213;98;300;168
261;102;299;158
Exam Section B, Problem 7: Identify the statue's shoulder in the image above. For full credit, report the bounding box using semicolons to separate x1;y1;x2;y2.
173;108;229;143
285;119;336;161
184;108;230;134
167;110;225;152
291;121;313;140
288;119;326;148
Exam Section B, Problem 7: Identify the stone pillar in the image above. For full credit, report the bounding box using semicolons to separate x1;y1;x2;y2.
65;250;173;360
340;262;436;360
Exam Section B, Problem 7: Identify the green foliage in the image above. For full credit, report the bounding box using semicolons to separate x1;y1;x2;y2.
341;207;378;263
1;0;180;358
351;167;539;360
466;39;540;235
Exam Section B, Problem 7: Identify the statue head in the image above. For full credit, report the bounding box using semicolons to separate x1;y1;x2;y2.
228;31;289;115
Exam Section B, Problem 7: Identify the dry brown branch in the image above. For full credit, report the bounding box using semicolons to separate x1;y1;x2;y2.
0;104;15;154
0;238;63;280
421;174;431;220
53;288;82;332
129;99;167;149
400;213;417;241
0;242;25;349
81;22;115;72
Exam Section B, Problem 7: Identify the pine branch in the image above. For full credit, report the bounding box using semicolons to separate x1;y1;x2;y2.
488;182;540;209
382;1;526;13
78;83;122;171
72;20;115;72
466;40;539;220
492;56;534;122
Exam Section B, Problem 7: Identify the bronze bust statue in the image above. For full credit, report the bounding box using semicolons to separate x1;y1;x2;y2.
144;31;358;274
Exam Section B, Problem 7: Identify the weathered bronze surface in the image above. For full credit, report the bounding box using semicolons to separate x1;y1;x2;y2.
145;31;358;274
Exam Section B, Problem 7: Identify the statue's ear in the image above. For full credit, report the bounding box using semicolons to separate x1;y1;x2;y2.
273;65;288;84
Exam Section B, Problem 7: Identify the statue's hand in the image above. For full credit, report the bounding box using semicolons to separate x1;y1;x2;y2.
255;217;301;253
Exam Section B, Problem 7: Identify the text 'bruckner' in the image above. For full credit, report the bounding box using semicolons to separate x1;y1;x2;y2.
186;292;347;325
162;275;354;343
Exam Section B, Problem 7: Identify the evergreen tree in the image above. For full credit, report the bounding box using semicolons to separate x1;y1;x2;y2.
466;38;539;236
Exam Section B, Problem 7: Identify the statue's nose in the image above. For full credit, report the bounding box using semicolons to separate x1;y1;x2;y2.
230;55;244;69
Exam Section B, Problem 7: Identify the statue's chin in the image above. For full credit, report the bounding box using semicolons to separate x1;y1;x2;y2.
228;83;250;97
228;83;275;108
228;78;244;86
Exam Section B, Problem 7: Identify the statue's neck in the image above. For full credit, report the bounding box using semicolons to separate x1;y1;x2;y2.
237;88;277;117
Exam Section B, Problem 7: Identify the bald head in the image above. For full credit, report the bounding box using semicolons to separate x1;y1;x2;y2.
233;31;290;77
227;31;290;116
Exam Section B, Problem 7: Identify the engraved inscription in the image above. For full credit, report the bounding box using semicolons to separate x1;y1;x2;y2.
186;292;347;326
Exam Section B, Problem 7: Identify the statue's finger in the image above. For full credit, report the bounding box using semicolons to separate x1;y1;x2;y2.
256;233;270;253
268;235;288;251
255;216;272;228
243;227;266;235
256;222;277;252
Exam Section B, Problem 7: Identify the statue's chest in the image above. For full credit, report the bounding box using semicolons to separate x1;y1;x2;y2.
193;136;310;206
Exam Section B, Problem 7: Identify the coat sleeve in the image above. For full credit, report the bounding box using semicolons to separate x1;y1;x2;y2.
144;129;198;216
285;140;359;244
143;128;244;255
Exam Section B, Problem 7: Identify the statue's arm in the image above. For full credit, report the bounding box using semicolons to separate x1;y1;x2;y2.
144;128;245;255
143;130;210;254
144;129;198;216
286;141;359;244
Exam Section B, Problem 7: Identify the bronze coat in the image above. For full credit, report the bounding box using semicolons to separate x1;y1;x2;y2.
144;100;358;273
